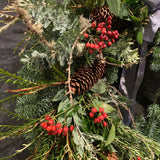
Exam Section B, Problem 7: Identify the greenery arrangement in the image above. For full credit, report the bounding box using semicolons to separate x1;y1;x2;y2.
0;0;160;160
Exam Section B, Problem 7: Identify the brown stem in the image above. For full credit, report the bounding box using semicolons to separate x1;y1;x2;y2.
67;25;91;106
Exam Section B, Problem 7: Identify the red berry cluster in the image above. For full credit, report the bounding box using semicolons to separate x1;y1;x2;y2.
84;17;119;54
89;107;108;127
40;115;74;136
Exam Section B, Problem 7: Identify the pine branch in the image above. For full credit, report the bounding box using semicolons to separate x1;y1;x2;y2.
0;68;36;86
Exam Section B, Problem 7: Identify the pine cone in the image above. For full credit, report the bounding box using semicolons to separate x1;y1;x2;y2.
70;59;106;95
90;6;113;23
90;6;132;32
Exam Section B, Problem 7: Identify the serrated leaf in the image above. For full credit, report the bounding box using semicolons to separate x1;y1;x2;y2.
107;0;120;16
52;88;65;102
90;79;106;94
105;124;115;146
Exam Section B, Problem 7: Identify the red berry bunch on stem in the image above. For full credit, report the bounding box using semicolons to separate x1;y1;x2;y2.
40;115;74;136
89;107;108;127
84;16;119;54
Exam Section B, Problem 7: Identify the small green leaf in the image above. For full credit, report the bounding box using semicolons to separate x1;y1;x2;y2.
52;88;65;102
100;103;116;113
107;0;120;16
105;124;115;146
136;26;143;44
66;105;80;117
105;56;122;64
130;15;141;22
57;97;70;113
90;79;106;94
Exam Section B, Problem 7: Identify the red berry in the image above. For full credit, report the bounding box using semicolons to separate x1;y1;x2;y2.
99;107;104;113
84;33;88;38
91;21;96;28
114;34;119;39
107;41;112;46
107;16;112;20
57;128;63;134
114;30;118;34
40;122;47;129
137;157;141;160
103;112;108;119
103;121;107;127
45;115;50;120
98;115;104;120
98;41;104;47
94;118;99;123
89;112;94;118
96;27;101;32
70;125;74;131
63;132;68;136
56;123;61;128
107;20;112;25
86;43;91;48
92;107;97;113
97;118;102;123
98;23;103;28
94;44;99;50
104;36;109;41
101;28;107;34
51;125;56;132
101;22;105;25
90;43;95;49
107;31;112;36
102;44;107;49
107;25;112;30
89;49;93;54
46;126;52;132
48;119;54;125
99;34;104;40
111;39;115;43
63;126;69;132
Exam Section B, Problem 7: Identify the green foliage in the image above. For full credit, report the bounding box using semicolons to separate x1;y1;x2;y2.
150;30;160;71
107;0;121;16
0;0;160;160
114;125;160;159
136;104;160;143
104;37;139;65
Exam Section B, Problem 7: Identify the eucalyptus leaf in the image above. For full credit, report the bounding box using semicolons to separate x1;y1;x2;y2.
105;124;116;146
107;0;120;16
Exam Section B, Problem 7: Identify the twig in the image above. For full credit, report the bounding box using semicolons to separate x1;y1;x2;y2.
42;140;57;160
107;85;136;128
66;25;91;106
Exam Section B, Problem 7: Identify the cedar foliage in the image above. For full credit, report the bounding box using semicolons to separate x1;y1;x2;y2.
0;0;160;160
